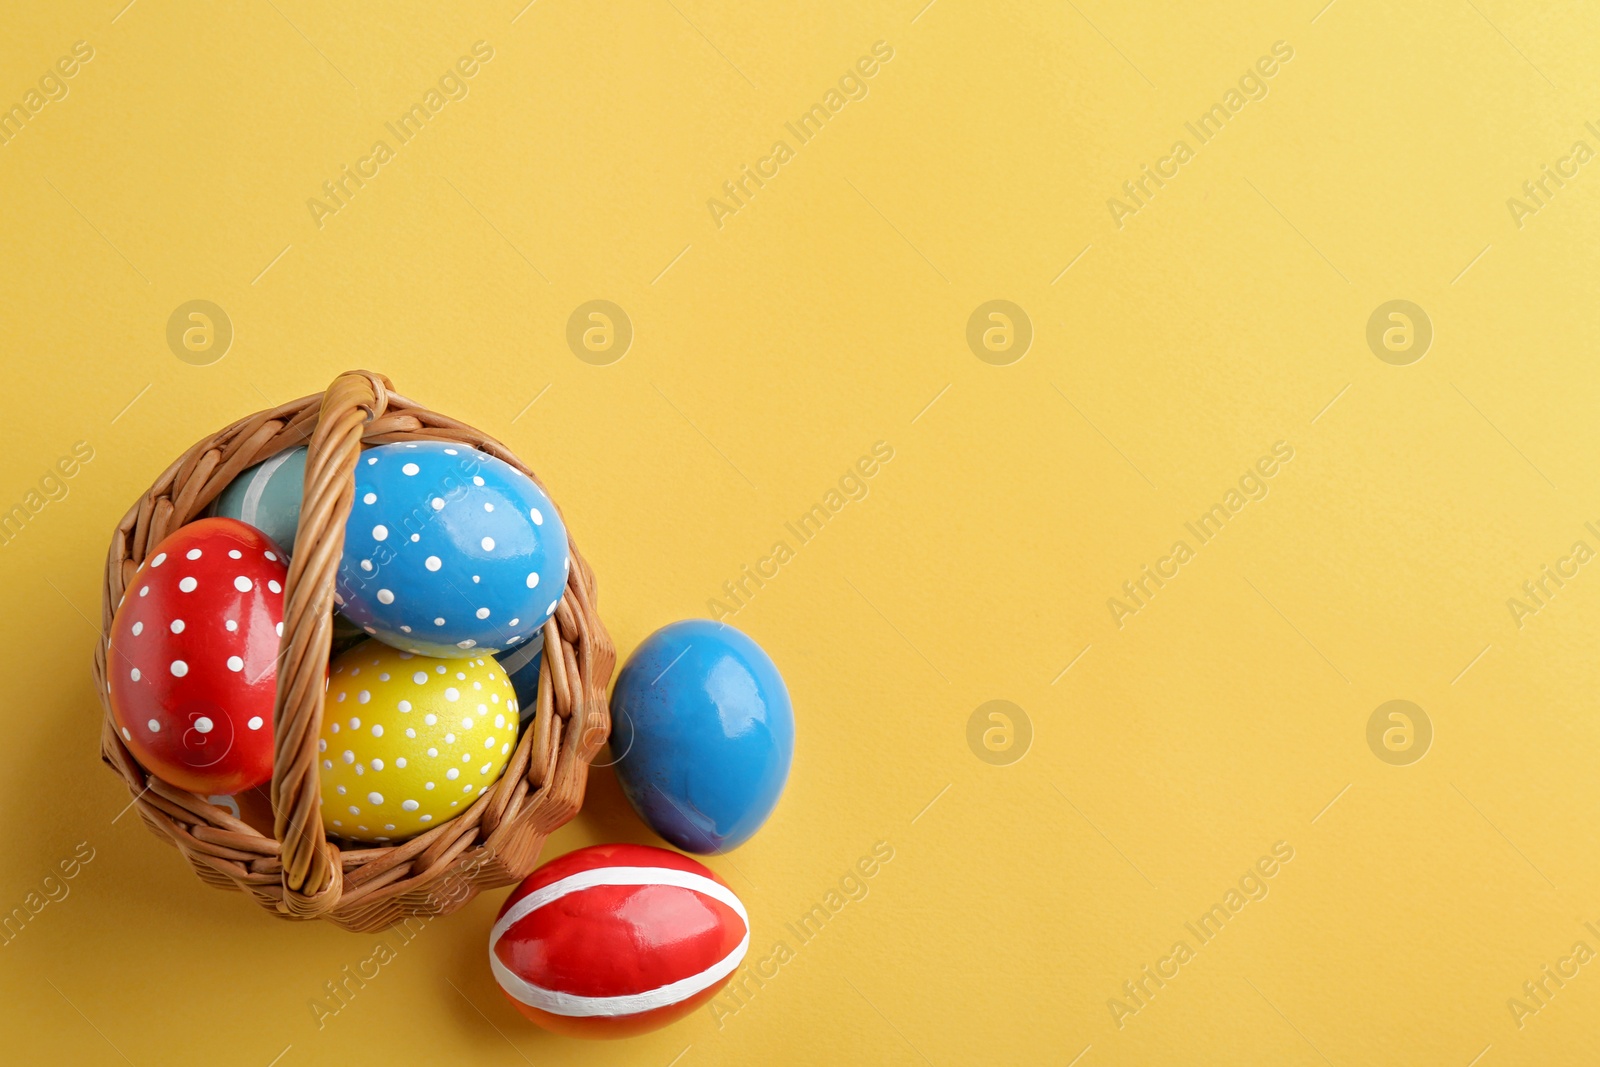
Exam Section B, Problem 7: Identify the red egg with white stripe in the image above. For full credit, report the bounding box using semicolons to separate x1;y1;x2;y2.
489;843;749;1037
108;517;287;795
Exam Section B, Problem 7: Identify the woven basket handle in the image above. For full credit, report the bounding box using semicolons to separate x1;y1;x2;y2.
271;370;391;914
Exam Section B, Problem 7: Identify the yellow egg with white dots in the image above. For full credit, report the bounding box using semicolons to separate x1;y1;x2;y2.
319;639;520;843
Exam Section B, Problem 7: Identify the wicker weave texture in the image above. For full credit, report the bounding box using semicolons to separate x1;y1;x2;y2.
93;371;613;931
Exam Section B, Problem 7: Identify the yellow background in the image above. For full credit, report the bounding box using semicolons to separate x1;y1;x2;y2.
2;0;1599;1063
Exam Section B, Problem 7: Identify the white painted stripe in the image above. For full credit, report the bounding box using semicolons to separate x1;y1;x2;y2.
489;865;749;1018
491;865;747;945
491;928;749;1017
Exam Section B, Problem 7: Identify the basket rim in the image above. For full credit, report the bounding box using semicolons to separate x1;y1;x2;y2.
92;370;614;931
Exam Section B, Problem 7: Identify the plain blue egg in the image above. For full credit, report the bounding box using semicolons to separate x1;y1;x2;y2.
610;620;794;853
335;441;569;658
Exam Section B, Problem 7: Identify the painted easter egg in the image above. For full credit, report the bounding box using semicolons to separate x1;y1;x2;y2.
213;446;307;556
610;620;793;853
335;442;569;658
318;639;520;843
107;517;287;794
496;639;543;730
489;843;749;1038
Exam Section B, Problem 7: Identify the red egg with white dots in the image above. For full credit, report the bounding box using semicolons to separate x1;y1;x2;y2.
108;517;288;794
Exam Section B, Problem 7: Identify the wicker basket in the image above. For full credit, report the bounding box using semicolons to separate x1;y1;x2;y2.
93;370;614;932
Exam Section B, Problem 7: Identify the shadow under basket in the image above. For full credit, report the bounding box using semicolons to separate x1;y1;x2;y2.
93;370;614;932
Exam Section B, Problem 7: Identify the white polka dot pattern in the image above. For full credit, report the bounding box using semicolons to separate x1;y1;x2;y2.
105;517;287;795
318;639;519;843
333;441;569;658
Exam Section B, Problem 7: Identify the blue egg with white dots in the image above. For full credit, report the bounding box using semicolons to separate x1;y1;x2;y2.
335;441;569;658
